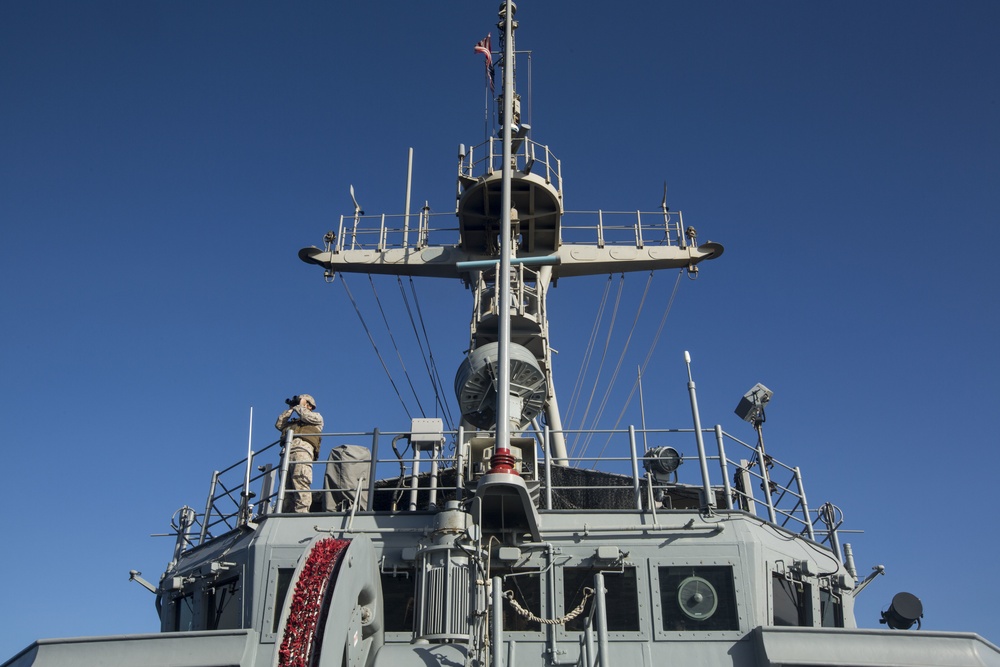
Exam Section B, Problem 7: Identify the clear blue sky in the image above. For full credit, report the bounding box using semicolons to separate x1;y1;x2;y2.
2;1;998;658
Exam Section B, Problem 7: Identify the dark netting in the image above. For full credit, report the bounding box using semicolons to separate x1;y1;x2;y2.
542;467;728;510
362;465;727;512
370;467;461;511
546;466;640;510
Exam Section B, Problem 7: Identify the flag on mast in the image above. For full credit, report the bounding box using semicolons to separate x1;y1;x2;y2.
474;33;495;92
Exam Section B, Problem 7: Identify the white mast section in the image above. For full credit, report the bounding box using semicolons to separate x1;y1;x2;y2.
492;0;516;469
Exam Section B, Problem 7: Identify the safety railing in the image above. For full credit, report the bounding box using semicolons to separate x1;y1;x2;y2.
459;136;563;195
329;209;688;256
180;423;840;554
334;209;457;253
560;210;687;249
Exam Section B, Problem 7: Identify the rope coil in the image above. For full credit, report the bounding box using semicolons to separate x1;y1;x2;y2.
503;587;594;625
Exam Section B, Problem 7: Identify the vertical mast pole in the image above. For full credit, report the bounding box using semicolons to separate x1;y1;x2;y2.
491;0;516;473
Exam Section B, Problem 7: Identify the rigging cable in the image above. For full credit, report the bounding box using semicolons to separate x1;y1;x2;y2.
569;273;625;460
367;274;427;417
339;274;413;420
591;270;685;464
398;276;456;430
577;271;655;461
563;274;613;431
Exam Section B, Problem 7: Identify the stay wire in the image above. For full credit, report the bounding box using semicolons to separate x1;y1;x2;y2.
402;277;455;424
397;276;456;430
578;271;655;461
407;278;457;431
591;270;684;463
564;274;613;432
339;275;413;420
368;275;427;417
569;273;625;460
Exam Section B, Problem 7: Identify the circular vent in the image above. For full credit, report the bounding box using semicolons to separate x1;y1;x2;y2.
677;576;718;620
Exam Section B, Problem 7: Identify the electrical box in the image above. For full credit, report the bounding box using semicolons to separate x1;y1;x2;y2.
409;418;444;451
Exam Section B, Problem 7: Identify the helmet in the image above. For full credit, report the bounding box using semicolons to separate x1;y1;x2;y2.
299;394;316;409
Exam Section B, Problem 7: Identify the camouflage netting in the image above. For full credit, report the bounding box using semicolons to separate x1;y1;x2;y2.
369;467;461;512
356;465;723;512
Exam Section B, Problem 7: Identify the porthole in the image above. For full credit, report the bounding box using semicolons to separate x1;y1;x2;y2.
677;576;718;620
659;565;738;631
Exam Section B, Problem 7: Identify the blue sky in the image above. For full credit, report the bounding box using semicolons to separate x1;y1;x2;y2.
2;0;998;658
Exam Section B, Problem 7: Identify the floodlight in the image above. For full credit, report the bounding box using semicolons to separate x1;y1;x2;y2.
643;446;683;481
880;592;923;630
734;383;773;424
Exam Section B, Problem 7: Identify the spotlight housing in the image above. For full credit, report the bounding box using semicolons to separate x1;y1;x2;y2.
644;446;683;482
735;383;773;424
880;592;923;630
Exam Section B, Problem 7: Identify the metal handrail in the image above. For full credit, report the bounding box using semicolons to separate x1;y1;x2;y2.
181;424;841;555
328;209;686;254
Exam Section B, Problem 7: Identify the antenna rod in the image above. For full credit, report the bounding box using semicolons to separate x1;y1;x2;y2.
239;407;255;525
403;148;413;247
684;352;716;513
491;0;517;474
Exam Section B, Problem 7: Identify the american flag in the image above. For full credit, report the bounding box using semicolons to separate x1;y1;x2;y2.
474;33;495;92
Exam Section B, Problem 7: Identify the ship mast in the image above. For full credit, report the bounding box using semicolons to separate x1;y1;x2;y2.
298;3;723;466
491;0;518;473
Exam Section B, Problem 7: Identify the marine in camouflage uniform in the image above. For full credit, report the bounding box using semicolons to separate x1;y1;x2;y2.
275;394;324;513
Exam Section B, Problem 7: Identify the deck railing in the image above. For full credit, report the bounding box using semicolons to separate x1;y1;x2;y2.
329;209;687;254
180;423;843;557
459;136;563;194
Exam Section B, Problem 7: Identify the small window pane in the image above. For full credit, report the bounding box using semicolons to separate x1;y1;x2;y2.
497;571;542;632
208;577;242;630
272;568;294;633
772;574;811;627
820;589;843;628
659;566;739;632
563;568;639;632
381;570;416;633
175;593;196;632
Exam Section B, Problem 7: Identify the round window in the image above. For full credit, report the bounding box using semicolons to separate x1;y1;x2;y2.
677;575;718;620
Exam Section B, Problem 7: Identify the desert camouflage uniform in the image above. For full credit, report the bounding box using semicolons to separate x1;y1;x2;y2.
275;404;324;513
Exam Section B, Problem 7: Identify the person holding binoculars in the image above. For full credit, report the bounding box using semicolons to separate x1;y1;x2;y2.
274;394;324;513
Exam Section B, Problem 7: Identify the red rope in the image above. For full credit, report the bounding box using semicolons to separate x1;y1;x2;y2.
278;538;350;667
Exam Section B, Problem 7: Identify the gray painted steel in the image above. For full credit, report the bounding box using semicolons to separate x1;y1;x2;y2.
5;4;997;667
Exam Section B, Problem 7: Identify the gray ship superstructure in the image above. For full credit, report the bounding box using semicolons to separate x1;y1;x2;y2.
5;3;999;667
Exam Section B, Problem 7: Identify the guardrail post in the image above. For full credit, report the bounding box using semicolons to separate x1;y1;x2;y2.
794;466;814;539
199;472;219;544
276;429;293;513
714;426;734;510
366;428;380;512
628;425;641;510
544;425;553;510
